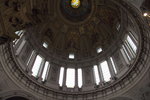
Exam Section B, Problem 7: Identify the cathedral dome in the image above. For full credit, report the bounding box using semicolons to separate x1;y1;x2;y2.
0;0;149;99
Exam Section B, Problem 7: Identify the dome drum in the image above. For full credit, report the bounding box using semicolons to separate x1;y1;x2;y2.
0;0;150;99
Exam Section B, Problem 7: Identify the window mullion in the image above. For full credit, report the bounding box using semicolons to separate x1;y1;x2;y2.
63;67;67;87
75;68;78;88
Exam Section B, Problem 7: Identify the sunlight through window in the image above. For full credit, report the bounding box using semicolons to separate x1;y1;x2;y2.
42;61;50;81
71;0;81;8
66;68;75;88
93;65;100;85
69;53;75;59
32;55;43;77
43;42;48;48
78;68;83;88
127;35;137;53
97;48;102;53
110;57;117;74
101;61;111;82
59;67;64;86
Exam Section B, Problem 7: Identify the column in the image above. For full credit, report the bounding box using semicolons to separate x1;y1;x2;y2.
75;68;78;91
63;67;67;87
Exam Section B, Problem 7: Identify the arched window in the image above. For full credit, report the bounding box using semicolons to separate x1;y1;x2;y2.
93;65;100;85
66;68;75;88
122;45;131;61
127;35;137;53
97;48;102;53
110;57;117;74
43;42;48;48
59;67;64;86
69;53;75;59
100;61;111;82
32;55;43;77
78;68;83;88
41;61;50;81
26;51;35;66
13;30;24;45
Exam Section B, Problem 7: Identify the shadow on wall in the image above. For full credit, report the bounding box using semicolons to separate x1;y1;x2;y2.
6;96;29;100
109;97;133;100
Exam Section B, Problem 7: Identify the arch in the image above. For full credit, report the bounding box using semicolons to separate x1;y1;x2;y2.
0;90;38;100
6;96;28;100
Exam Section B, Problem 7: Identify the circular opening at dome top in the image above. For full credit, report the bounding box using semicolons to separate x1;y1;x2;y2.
71;0;81;8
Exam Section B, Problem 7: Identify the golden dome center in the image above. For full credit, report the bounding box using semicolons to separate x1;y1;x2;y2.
71;0;80;8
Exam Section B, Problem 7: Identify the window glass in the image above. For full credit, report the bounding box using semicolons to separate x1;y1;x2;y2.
127;35;137;53
42;61;50;81
122;45;131;61
110;57;117;74
26;51;35;66
100;61;111;82
120;48;129;64
78;68;83;88
66;68;75;88
59;67;64;86
43;42;48;48
97;48;102;53
32;55;43;77
93;65;100;85
69;53;75;59
13;30;24;45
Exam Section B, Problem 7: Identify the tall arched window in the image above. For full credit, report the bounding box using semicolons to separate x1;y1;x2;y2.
59;67;64;86
127;35;137;53
13;30;24;45
93;65;100;85
110;57;117;74
66;68;75;88
41;61;50;81
100;61;111;82
78;68;83;88
32;55;43;77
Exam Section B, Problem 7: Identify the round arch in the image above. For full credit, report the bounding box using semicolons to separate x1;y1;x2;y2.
5;96;28;100
0;90;38;100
